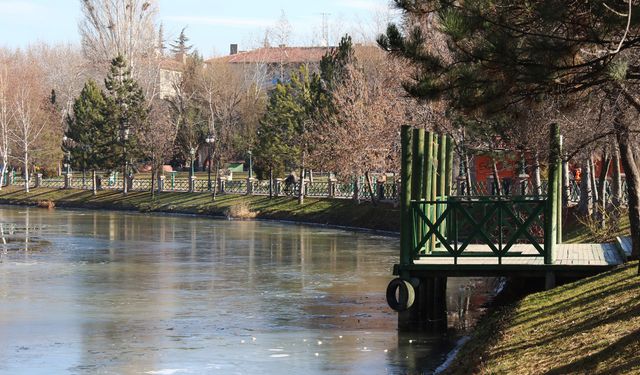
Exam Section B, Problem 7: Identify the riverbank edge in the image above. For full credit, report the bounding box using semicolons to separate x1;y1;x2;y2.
0;187;401;234
442;261;639;374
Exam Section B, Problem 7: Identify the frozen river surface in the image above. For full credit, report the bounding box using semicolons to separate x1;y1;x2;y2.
0;206;496;374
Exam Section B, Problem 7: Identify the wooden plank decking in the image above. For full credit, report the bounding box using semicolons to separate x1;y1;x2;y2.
413;243;623;266
395;243;625;277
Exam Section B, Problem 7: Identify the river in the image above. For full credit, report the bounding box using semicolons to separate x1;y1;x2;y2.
0;206;497;374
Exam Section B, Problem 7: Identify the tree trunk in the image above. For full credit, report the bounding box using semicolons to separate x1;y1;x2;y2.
151;162;156;200
463;150;473;196
0;156;7;191
562;160;570;208
577;156;593;216
269;168;273;199
23;150;29;193
82;169;87;190
533;152;542;196
298;150;305;205
615;115;640;260
612;144;623;208
589;156;599;206
597;153;611;229
91;170;96;196
491;159;502;196
212;160;219;201
365;171;377;205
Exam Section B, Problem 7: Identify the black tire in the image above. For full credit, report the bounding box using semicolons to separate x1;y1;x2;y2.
386;278;415;312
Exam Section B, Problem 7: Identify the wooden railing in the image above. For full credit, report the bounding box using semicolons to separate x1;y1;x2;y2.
411;196;548;264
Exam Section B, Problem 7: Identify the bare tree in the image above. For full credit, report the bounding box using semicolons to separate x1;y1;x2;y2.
0;53;13;189
9;60;53;193
313;60;406;202
79;0;162;103
79;0;159;69
140;100;176;198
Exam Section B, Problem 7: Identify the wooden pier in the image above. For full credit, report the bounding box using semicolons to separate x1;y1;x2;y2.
386;125;626;330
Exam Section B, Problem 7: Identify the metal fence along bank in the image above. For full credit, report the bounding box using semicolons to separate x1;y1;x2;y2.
7;172;627;204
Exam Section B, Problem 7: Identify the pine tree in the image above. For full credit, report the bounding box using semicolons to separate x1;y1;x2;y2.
64;80;110;184
104;55;149;171
255;65;325;190
170;28;193;57
379;1;640;261
320;34;355;91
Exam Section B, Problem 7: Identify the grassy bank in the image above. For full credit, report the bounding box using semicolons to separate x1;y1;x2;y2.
446;261;640;374
0;187;400;232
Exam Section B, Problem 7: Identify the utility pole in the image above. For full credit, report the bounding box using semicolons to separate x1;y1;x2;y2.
317;12;331;47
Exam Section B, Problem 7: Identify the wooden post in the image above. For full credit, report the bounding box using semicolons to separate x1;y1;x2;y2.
545;124;561;264
412;129;425;254
400;126;413;267
557;136;563;244
412;129;425;202
445;137;454;240
424;132;434;252
438;135;447;197
438;135;447;239
445;137;454;196
430;135;439;253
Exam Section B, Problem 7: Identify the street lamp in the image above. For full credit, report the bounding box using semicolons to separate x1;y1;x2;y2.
62;136;71;175
205;134;216;190
190;147;196;178
518;155;529;196
248;150;253;179
65;151;71;175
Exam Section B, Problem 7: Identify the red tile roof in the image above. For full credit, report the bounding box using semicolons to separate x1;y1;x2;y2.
159;58;185;71
207;46;334;65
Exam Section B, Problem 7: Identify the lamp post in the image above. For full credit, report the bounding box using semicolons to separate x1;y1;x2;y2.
206;134;216;190
62;136;71;175
190;147;196;178
519;155;529;196
65;151;71;175
248;150;253;179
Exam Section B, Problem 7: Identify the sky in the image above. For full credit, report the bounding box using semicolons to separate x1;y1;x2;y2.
0;0;398;58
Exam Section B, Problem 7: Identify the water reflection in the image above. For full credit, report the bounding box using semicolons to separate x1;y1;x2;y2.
0;206;497;374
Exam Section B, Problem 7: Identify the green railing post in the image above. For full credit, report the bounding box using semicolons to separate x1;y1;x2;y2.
400;126;413;267
545;123;561;264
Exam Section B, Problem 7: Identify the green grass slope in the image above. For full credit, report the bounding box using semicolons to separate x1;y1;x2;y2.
0;187;400;232
446;262;640;374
